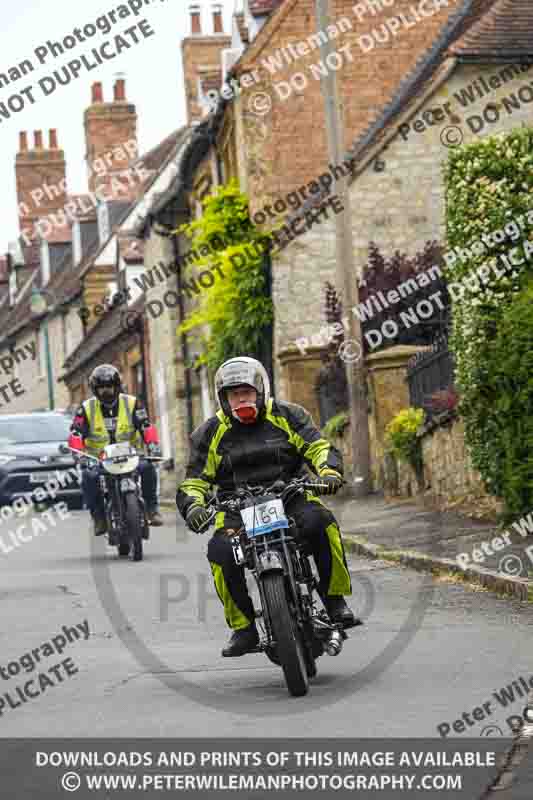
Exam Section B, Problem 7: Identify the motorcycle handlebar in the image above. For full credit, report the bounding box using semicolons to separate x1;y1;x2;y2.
61;445;167;463
194;478;344;533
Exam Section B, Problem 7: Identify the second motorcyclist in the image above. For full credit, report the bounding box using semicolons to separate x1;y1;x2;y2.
68;364;163;535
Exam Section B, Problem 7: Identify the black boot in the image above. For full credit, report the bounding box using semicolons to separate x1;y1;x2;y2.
92;514;107;536
325;596;362;628
221;624;259;657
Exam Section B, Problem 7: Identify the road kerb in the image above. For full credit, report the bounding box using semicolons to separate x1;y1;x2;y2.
344;534;532;602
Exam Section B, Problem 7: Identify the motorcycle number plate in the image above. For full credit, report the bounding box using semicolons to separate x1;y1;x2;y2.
104;442;132;459
240;498;288;537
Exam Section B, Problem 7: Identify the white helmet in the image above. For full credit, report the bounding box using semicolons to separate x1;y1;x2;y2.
214;357;270;422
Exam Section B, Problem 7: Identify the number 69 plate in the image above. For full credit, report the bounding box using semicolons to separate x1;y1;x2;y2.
240;498;288;537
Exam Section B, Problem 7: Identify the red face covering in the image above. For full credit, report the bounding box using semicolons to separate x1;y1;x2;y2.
232;403;259;425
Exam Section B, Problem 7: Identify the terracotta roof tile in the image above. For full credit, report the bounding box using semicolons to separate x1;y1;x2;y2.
248;0;284;18
450;0;533;59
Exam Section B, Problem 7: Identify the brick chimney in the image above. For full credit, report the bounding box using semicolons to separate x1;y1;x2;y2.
181;4;231;123
15;129;67;241
84;79;138;196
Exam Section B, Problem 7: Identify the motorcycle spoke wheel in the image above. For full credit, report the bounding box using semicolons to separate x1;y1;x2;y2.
261;572;309;697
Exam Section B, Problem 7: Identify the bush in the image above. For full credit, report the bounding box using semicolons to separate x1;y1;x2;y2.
468;278;533;514
385;408;425;473
443;127;533;513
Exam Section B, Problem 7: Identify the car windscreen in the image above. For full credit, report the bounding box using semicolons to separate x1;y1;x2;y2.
0;416;72;445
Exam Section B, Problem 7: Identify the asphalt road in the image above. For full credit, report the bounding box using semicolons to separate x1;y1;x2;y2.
1;507;532;740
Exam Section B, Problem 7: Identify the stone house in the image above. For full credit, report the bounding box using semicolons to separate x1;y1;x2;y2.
272;0;533;501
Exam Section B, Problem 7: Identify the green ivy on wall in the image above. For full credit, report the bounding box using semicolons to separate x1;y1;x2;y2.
175;179;274;371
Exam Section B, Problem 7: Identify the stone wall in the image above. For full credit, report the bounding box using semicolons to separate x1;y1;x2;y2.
392;414;493;507
277;345;324;425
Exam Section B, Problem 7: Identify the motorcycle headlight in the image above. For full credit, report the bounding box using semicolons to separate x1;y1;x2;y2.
0;455;16;466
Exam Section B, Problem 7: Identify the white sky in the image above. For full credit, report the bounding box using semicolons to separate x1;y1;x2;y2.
0;0;234;244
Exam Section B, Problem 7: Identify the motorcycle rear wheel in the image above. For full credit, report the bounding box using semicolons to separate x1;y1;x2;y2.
124;493;143;562
261;572;309;697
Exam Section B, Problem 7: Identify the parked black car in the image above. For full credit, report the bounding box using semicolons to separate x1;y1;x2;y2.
0;412;82;509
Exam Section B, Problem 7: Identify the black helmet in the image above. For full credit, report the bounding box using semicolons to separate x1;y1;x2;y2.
214;357;270;422
89;364;122;408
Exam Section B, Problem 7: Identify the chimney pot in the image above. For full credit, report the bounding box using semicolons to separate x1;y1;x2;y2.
190;6;202;34
19;132;28;152
114;79;126;102
34;130;43;149
49;129;58;149
91;82;103;103
213;8;223;34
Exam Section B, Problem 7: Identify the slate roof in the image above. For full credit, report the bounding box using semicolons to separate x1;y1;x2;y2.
61;294;143;379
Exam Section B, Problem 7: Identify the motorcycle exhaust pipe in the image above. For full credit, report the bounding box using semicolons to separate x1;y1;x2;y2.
325;629;343;656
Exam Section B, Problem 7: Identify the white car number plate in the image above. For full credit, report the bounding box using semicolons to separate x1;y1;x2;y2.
29;471;57;484
240;498;288;537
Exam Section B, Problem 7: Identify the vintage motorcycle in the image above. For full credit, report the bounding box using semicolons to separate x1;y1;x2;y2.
197;476;358;697
60;442;164;561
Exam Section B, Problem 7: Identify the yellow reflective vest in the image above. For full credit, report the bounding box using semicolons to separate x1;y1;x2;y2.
82;394;142;457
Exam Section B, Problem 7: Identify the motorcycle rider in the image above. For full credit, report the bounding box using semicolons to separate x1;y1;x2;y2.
68;364;163;535
176;357;358;657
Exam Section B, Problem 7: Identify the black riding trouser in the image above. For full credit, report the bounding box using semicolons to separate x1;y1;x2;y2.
206;493;352;630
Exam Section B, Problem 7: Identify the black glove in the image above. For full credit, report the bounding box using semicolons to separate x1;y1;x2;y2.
316;471;343;496
186;504;211;533
147;443;162;458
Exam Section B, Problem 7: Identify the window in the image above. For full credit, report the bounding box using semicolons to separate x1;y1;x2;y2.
200;366;213;420
8;269;17;307
61;313;73;359
40;240;50;286
73;222;82;266
97;202;110;245
0;415;73;444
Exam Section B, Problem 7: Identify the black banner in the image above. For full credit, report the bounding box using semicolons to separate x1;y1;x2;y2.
0;738;515;798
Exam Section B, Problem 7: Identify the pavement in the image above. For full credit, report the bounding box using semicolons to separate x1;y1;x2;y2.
1;498;533;797
329;490;533;798
325;491;533;602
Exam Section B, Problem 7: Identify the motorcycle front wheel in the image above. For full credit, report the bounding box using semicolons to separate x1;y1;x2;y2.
124;493;143;562
261;572;309;697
